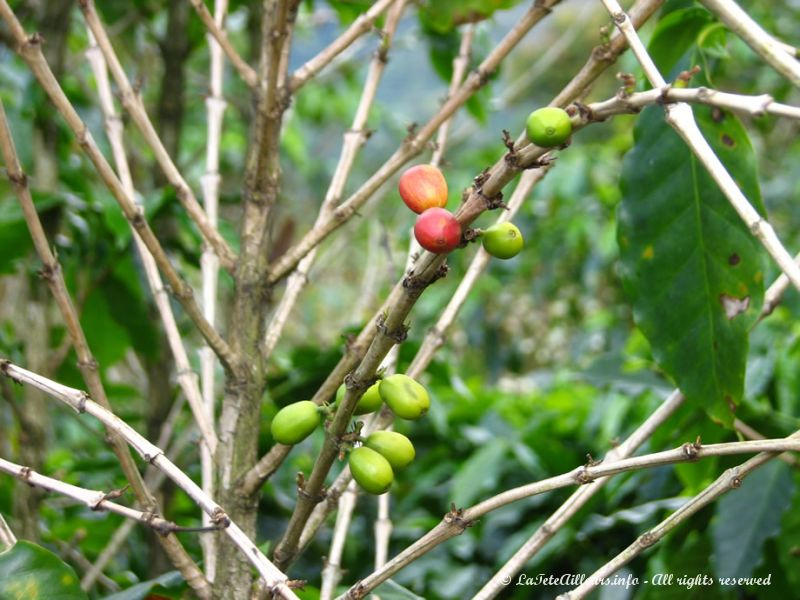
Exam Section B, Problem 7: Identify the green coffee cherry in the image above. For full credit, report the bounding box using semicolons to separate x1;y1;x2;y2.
335;381;384;415
525;107;572;148
379;374;430;420
482;222;524;259
349;446;394;494
270;400;321;445
365;431;416;471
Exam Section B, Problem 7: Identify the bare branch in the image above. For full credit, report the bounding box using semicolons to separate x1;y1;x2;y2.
700;0;800;87
84;28;218;455
0;513;16;549
735;418;799;468
320;481;359;600
0;361;300;600
79;0;237;272
557;429;800;600
0;457;192;536
198;0;230;581
261;0;408;360
289;0;398;92
82;425;199;590
604;0;800;293
431;24;476;166
0;1;238;373
266;0;563;285
588;86;800;120
187;0;258;87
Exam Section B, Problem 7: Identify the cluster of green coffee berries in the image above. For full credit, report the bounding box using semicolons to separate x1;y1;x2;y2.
269;373;430;494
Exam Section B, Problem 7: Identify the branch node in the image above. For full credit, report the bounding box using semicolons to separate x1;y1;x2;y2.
296;471;327;503
616;72;636;96
19;466;33;484
93;485;130;510
77;392;89;413
639;531;657;548
444;503;475;533
210;507;231;528
681;442;699;460
375;313;409;343
6;170;27;187
477;185;506;210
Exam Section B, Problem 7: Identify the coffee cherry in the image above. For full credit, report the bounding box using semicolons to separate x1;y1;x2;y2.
414;207;461;254
525;107;572;148
270;401;321;445
349;446;394;494
335;381;383;416
482;222;524;259
398;164;448;214
365;431;416;471
379;374;430;420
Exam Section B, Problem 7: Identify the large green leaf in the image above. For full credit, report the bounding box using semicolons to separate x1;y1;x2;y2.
712;460;794;580
0;541;87;600
648;7;713;77
618;105;765;425
450;438;508;507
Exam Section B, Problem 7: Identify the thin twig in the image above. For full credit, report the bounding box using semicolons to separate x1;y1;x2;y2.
735;418;799;468
82;424;198;591
431;24;476;166
319;480;359;600
84;28;218;455
590;86;800;120
475;260;800;598
700;0;800;87
269;6;565;560
187;0;258;87
0;96;212;599
0;457;193;535
603;0;800;293
198;0;230;581
261;0;408;362
294;171;543;558
0;2;238;373
54;538;121;594
79;0;237;272
0;361;300;600
266;0;563;285
0;513;16;549
288;0;398;92
557;429;800;600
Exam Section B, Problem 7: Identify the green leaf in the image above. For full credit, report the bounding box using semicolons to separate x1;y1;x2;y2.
0;194;61;275
450;438;508;507
618;105;765;425
80;287;132;367
777;480;800;589
648;7;713;77
712;461;794;580
418;0;523;34
0;541;87;600
103;570;186;600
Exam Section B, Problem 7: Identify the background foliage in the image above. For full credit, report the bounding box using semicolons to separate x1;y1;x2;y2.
1;0;799;598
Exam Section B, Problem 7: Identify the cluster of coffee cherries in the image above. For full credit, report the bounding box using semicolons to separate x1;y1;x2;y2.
398;163;525;260
269;373;430;495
